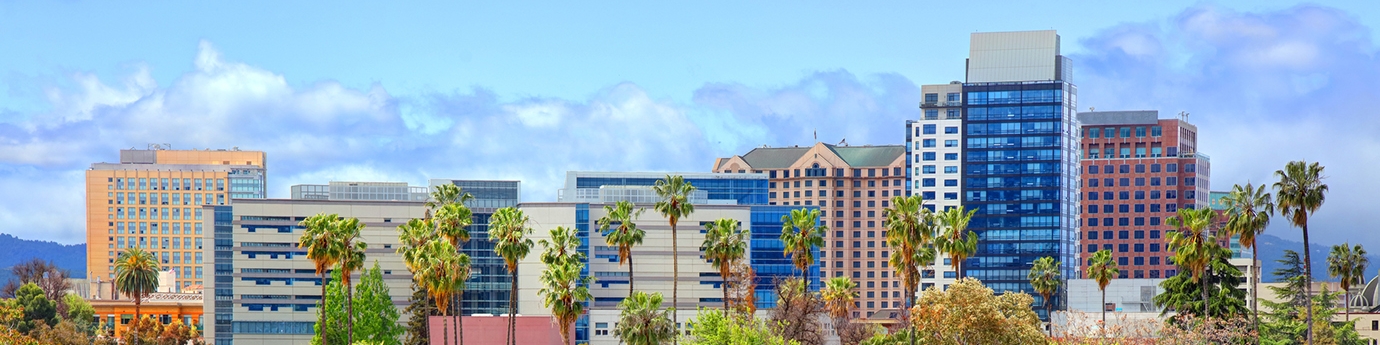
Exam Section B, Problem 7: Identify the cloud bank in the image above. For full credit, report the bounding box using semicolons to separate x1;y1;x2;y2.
0;42;918;244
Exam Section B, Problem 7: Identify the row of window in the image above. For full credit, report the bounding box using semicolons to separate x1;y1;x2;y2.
769;189;904;199
111;236;202;250
1087;230;1162;240
917;165;960;174
768;167;903;178
1086;190;1196;200
112;221;203;235
113;207;206;220
1086;163;1195;174
112;192;223;206
771;179;903;188
1087;215;1197;227
1087;203;1183;214
1087;176;1196;187
1084;126;1164;139
919;139;961;148
1086;146;1168;159
917;152;960;161
917;124;961;135
112;177;225;191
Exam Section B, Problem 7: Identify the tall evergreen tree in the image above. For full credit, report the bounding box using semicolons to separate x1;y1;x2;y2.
354;262;404;345
311;269;348;345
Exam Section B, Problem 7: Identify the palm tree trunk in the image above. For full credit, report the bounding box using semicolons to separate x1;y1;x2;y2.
1302;222;1314;345
628;254;635;297
458;291;465;345
1101;289;1106;338
321;272;329;345
442;305;450;345
1045;294;1053;337
509;268;518;345
134;297;141;345
671;218;680;345
347;278;355;345
722;266;731;318
909;274;917;345
1252;245;1260;343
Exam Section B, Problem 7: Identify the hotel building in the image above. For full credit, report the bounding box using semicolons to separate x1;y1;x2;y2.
713;143;906;318
87;146;266;292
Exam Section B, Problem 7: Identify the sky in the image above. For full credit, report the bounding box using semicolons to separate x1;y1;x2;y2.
1;1;1377;247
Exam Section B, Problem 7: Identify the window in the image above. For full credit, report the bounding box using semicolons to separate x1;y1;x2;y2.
944;153;957;160
922;179;935;187
922;139;936;147
1088;179;1099;187
1151;126;1162;136
1088;218;1099;226
944;126;958;134
944;166;958;174
922;124;936;134
1088;165;1099;174
1167;163;1178;172
943;179;957;187
922;152;936;161
1118;231;1129;239
944;140;958;147
1118;244;1129;253
1120;127;1131;138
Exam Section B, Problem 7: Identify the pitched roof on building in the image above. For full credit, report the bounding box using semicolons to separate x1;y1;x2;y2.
732;143;904;169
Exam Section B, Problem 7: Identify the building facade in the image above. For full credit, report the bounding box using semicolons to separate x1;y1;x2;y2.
1077;110;1211;280
87;147;266;292
907;81;968;292
908;30;1081;319
290;181;428;201
714;143;906;318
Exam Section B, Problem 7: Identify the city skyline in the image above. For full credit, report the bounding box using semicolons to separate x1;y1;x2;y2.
2;1;1378;256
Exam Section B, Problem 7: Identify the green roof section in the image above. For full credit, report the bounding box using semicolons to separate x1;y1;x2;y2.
736;143;903;169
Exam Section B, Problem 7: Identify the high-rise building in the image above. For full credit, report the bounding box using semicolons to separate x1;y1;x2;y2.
87;146;266;291
1077;110;1210;280
205;179;520;345
714;143;906;318
908;30;1080;319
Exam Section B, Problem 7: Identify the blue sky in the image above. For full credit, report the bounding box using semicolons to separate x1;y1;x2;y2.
1;1;1378;247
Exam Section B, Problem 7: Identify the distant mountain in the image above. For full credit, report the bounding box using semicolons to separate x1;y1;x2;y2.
0;233;85;283
1254;233;1378;283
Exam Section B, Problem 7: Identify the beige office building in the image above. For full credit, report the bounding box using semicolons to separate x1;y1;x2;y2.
714;142;906;318
87;146;266;292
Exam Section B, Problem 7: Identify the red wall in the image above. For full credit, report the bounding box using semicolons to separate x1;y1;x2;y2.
427;315;567;345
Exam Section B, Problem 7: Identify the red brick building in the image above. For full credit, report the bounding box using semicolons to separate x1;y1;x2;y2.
1077;111;1210;279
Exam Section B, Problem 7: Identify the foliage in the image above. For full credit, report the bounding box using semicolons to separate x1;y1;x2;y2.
31;320;89;345
1153;244;1247;318
1156;314;1258;345
724;257;757;316
767;278;823;345
401;280;433;345
1261;250;1364;345
934;206;978;275
396;218;435;345
1273;160;1328;342
299;212;343;345
615;292;676;345
779;208;826;274
121;315;161;345
702;218;749;314
489;206;534;345
597;200;646;293
683;308;797;345
311;269;349;345
61;293;94;335
334;217;370;345
1028;256;1061;325
13;283;57;334
883;193;935;334
539;226;594;345
156;319;200;345
1221;181;1273;336
909;278;1046;345
0;258;72;306
1166;208;1219;300
416;239;469;345
1086;249;1119;330
654;174;697;342
1326;243;1367;321
820;276;856;320
353;263;404;345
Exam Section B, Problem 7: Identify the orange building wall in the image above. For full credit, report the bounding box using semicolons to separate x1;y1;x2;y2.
92;300;203;338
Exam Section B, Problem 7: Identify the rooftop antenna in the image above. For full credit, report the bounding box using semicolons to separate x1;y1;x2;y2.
1179;111;1190;121
1089;107;1095;112
838;138;848;146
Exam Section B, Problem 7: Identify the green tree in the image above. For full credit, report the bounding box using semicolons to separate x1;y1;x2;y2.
488;207;533;345
683;308;797;345
396;218;435;345
1274;160;1328;344
935;206;977;279
1086;249;1119;334
597;200;646;295
1327;243;1367;322
702;218;749;316
780;208;826;280
538;235;593;345
1153;243;1247;318
883;194;933;345
13;283;57;334
1222;182;1273;337
61;294;94;335
654;174;697;341
334;217;369;345
299;213;342;345
615;292;676;345
1168;207;1219;313
418;239;469;345
821;276;858;343
113;247;158;344
311;269;348;345
909;278;1046;344
1027;256;1060;335
354;262;404;345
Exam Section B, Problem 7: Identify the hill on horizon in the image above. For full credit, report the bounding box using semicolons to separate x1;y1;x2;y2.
1253;233;1377;283
0;233;85;284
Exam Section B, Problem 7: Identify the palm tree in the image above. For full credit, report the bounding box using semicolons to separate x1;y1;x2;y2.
1086;249;1119;335
298;213;341;345
539;239;594;345
653;174;696;340
702;218;749;316
597;200;646;295
935;206;977;279
426;184;475;217
1275;160;1328;344
1028;256;1061;336
883;194;933;345
821;276;857;338
539;226;585;266
1167;207;1218;313
113;247;159;345
396;218;434;343
488;207;534;345
1328;243;1367;322
780;208;826;279
430;183;475;341
1222;182;1273;336
419;239;470;345
334;217;368;345
614;292;676;345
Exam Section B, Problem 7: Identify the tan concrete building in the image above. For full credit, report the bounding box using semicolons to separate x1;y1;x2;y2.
714;142;906;318
87;146;266;291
